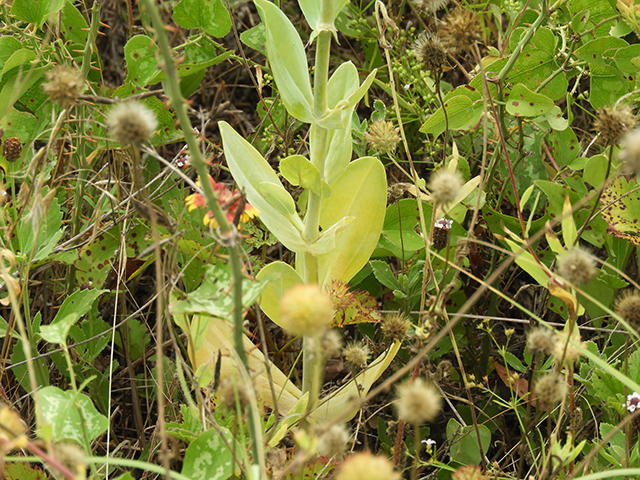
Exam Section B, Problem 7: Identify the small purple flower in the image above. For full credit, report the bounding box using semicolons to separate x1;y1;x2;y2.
624;392;640;413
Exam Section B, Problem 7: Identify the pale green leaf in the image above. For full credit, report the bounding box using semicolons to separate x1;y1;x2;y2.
255;261;303;326
173;0;231;37
505;83;554;117
181;427;238;480
280;155;324;196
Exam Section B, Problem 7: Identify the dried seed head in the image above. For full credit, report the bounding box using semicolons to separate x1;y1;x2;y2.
593;105;636;147
527;327;556;355
439;8;483;54
320;329;343;359
218;376;251;410
394;377;442;424
106;101;158;145
452;465;490;480
535;372;567;409
42;65;85;107
412;32;449;74
336;452;401;480
619;128;640;176
52;442;87;479
279;283;334;337
318;424;350;457
428;169;462;205
415;0;450;13
553;329;584;364
381;312;411;342
557;247;596;285
343;341;370;369
2;137;22;162
616;290;640;330
364;119;401;154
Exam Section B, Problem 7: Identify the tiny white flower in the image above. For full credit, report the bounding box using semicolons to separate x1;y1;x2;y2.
624;392;640;413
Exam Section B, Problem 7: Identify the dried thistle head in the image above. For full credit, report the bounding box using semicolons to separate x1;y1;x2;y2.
381;312;411;342
593;105;636;147
343;341;370;370
619;128;640;176
439;8;483;54
318;424;350;457
553;328;584;365
616;290;640;330
336;452;401;480
320;329;343;359
364;119;401;154
394;377;442;424
557;247;596;285
412;32;449;75
535;372;567;409
42;64;85;107
106;101;158;145
527;327;555;356
218;376;251;410
428;169;462;205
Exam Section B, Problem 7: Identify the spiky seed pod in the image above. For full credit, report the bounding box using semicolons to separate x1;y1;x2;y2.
106;101;158;145
535;372;567;409
428;169;462;205
394;377;442;424
592;105;637;147
218;376;251;410
336;452;401;480
527;327;556;356
2;137;22;162
320;329;343;359
343;341;370;369
381;312;411;341
616;290;640;330
42;65;85;107
318;424;350;457
432;217;453;250
619;128;640;176
364;119;401;153
279;284;334;337
557;247;596;285
415;0;450;13
439;8;483;54
412;32;449;75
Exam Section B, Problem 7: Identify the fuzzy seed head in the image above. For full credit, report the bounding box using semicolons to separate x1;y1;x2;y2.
343;341;370;369
106;101;158;145
527;327;556;355
593;105;637;147
336;452;401;480
415;0;450;13
318;424;350;457
439;8;483;54
428;169;462;205
279;284;334;337
364;119;401;153
619;128;640;176
412;32;449;74
553;329;584;364
381;312;411;341
52;442;87;479
395;378;442;424
616;290;640;330
218;376;251;410
535;372;567;409
320;329;343;359
557;247;596;285
42;65;85;107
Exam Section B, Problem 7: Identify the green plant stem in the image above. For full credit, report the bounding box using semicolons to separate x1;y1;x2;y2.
138;0;262;474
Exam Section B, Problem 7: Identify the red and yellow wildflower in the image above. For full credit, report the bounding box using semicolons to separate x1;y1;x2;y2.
185;176;258;227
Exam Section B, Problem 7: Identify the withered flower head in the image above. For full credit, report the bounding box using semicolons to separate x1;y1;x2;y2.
412;32;449;74
439;8;483;54
616;290;640;330
106;101;158;145
42;64;85;107
593;105;636;147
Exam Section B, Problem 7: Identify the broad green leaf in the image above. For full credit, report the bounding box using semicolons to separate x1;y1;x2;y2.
614;44;640;73
503;238;552;287
258;181;297;216
16;187;65;262
173;0;231;37
583;154;608;187
308;215;354;256
169;261;269;317
542;105;568;131
505;83;554;117
38;386;108;444
181;427;239;480
0;108;37;170
255;261;303;326
420;95;482;137
11;0;64;27
575;37;628;69
254;0;313;123
40;313;80;346
379;199;428;254
447;418;492;466
239;24;266;54
0;37;21;73
220;121;308;252
1;49;36;82
310;341;401;424
124;35;159;87
370;259;401;291
60;2;89;45
589;64;633;109
317;157;387;286
280;155;326;197
0;66;47;122
548;127;579;168
40;289;106;345
2;463;48;480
